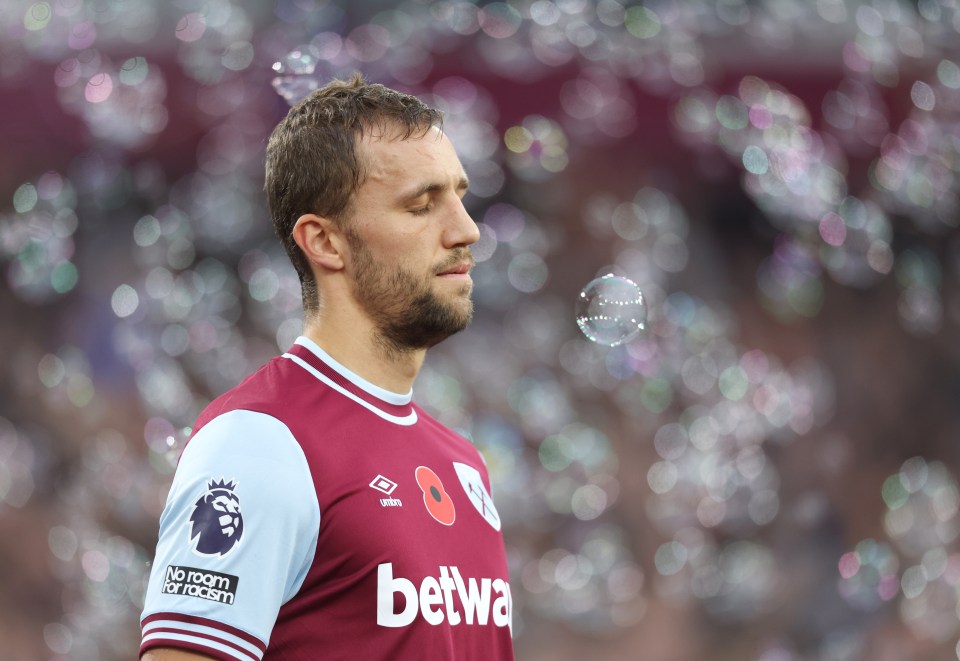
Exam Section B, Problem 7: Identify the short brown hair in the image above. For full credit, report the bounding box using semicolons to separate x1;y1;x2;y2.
264;73;443;314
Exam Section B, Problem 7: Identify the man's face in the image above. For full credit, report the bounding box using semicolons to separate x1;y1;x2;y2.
342;126;480;352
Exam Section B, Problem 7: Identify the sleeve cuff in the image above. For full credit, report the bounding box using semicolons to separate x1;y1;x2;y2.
140;612;267;661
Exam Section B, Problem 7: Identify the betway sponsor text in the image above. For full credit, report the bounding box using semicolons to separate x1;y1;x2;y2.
377;563;512;631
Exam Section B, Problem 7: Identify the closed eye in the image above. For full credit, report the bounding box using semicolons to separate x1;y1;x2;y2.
411;204;433;216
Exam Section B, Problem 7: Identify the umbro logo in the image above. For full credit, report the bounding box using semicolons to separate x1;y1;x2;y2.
370;474;402;508
369;474;397;495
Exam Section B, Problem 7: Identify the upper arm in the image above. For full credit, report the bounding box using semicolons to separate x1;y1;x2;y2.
139;409;321;660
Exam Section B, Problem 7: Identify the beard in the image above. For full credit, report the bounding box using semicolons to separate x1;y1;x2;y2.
347;232;474;354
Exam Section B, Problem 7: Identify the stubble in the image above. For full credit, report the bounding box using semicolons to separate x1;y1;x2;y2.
347;231;474;359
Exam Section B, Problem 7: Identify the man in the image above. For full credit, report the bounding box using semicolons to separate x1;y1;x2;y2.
139;74;514;660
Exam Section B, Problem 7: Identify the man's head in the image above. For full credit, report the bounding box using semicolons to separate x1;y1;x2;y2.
265;74;480;354
264;73;443;315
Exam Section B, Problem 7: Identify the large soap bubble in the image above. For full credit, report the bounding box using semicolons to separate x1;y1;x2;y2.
575;274;647;347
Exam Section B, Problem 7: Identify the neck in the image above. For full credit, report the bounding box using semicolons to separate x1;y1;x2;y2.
301;315;426;395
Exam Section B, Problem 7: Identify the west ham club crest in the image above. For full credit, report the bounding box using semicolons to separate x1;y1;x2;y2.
453;462;501;531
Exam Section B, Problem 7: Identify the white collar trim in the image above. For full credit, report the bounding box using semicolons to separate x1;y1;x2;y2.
293;336;413;406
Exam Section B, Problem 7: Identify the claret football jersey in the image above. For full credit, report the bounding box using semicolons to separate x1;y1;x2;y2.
140;336;514;661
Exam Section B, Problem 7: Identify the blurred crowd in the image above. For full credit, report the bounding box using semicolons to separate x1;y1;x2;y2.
1;0;960;659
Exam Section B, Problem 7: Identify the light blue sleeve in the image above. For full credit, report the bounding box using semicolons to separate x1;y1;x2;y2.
140;409;320;658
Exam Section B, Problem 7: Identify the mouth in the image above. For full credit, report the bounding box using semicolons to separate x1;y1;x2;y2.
436;259;474;277
437;262;473;276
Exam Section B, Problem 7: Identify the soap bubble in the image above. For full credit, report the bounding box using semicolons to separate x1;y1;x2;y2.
575;274;647;347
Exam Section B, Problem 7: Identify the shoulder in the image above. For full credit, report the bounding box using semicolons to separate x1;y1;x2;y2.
193;354;311;432
177;409;309;484
172;410;318;518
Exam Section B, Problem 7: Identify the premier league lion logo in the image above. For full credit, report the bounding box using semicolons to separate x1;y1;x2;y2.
189;478;243;557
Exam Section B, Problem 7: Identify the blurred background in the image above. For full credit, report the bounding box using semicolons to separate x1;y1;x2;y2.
1;0;959;659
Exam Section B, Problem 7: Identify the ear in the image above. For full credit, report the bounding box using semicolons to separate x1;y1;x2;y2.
292;213;346;273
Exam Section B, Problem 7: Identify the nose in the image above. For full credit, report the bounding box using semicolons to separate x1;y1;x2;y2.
443;196;481;249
